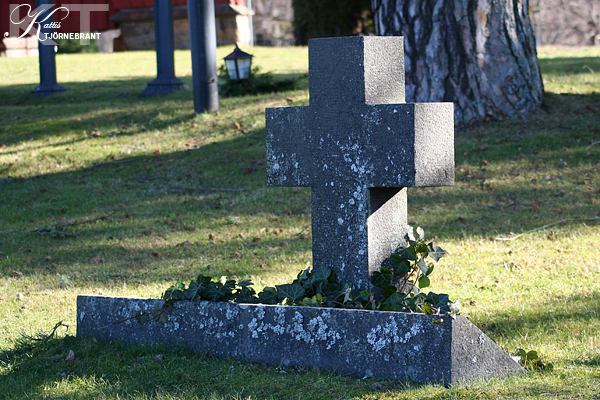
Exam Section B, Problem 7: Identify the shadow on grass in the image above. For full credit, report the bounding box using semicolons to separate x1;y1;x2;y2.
3;291;600;399
0;80;598;285
0;333;385;400
0;73;308;147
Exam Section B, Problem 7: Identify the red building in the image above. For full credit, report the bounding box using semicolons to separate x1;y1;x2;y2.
1;0;249;53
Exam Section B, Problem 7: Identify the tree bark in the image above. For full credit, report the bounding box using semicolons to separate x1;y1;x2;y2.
372;0;544;126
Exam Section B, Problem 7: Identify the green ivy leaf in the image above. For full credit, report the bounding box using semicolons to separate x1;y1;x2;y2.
422;304;434;315
417;257;428;275
237;279;254;288
197;274;212;286
296;268;311;283
427;242;446;262
398;247;417;262
257;286;278;304
389;255;411;274
418;275;430;289
183;282;199;301
276;282;306;303
426;265;435;276
382;285;398;300
372;267;393;289
312;266;332;281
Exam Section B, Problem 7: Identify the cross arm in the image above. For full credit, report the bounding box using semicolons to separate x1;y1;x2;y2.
363;102;455;188
266;106;312;187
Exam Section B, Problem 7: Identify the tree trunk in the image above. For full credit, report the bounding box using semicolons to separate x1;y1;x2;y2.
372;0;544;126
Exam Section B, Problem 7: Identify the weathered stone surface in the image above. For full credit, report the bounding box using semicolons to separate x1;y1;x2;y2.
77;295;522;385
266;36;454;291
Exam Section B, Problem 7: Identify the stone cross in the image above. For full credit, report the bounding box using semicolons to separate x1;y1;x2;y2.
266;37;454;291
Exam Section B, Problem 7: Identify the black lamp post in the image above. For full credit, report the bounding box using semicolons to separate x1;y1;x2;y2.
223;45;253;81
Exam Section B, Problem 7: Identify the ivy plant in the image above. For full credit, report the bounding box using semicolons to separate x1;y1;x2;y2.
157;226;459;320
373;226;458;315
513;349;554;372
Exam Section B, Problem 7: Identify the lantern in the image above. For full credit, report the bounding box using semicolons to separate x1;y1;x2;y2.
223;44;253;81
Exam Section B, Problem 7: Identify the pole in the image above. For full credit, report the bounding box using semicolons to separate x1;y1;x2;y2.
32;0;66;97
140;0;185;96
187;0;219;113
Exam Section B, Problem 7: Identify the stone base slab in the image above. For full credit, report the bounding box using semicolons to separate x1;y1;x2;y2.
76;295;522;385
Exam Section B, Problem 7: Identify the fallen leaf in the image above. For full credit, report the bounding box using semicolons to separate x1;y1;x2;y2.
233;122;241;130
17;248;32;252
242;166;254;174
91;257;106;264
11;271;23;277
21;300;31;310
65;350;77;361
208;233;216;241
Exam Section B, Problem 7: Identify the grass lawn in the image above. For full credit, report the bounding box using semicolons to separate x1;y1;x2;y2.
0;44;599;399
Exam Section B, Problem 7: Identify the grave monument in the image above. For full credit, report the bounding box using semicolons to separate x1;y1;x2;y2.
77;36;523;385
267;36;453;291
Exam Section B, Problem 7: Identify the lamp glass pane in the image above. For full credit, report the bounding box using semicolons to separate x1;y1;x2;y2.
225;59;238;80
237;58;252;80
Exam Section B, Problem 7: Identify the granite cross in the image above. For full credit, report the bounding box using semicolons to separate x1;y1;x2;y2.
266;36;454;291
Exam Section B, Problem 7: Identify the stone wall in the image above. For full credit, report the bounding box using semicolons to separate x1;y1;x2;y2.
252;0;294;46
113;4;252;50
531;0;599;46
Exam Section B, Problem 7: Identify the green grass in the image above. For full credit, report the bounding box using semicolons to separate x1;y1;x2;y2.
0;45;599;399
